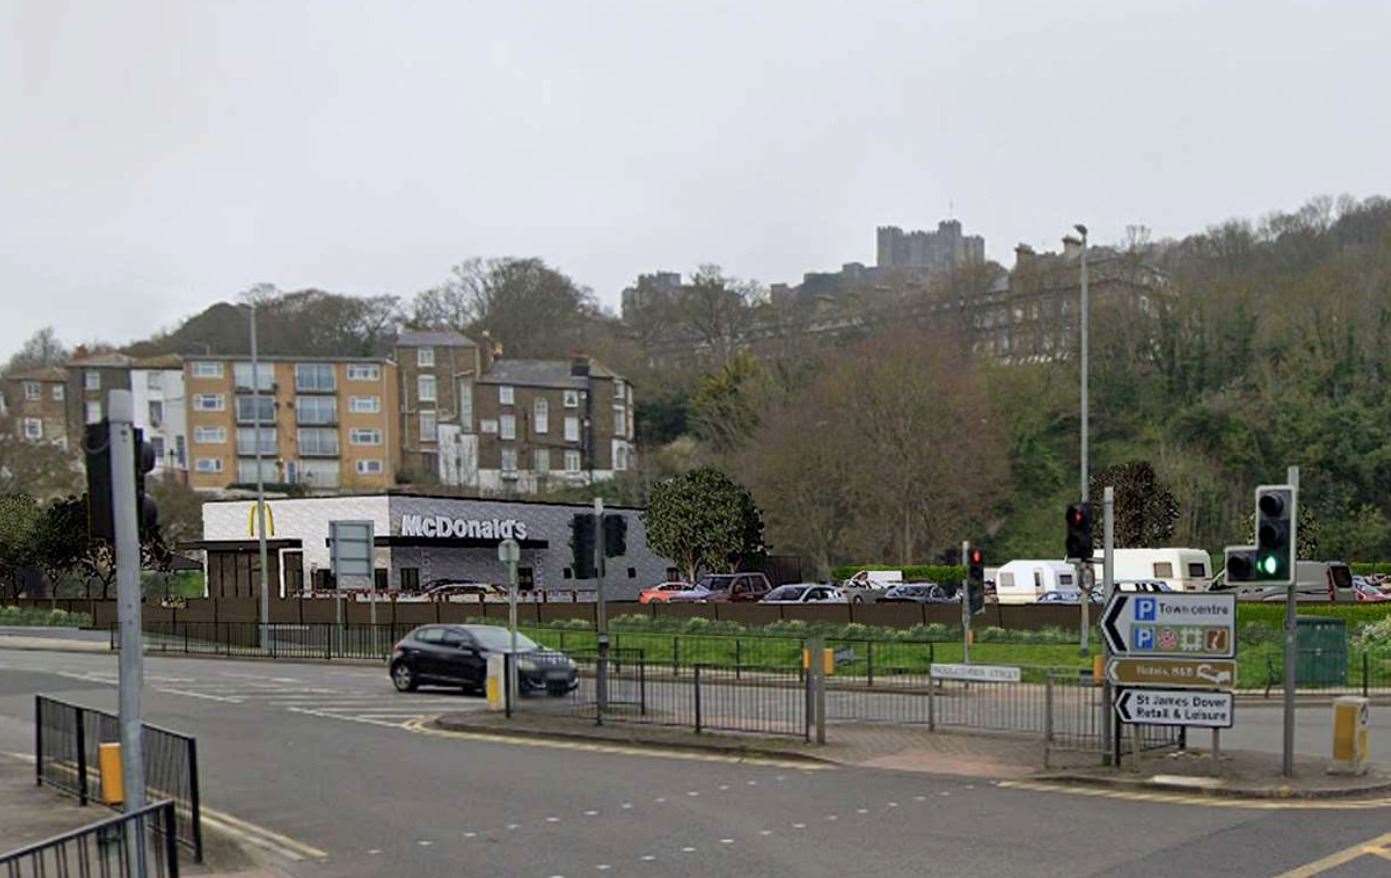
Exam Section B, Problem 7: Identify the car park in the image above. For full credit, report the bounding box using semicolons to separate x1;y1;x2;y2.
878;584;955;604
759;584;847;604
667;572;772;603
638;581;693;604
390;624;577;695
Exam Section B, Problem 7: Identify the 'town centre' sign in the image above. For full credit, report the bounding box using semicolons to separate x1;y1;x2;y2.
400;515;529;540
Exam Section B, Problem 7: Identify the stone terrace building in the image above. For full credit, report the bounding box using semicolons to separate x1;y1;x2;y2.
393;329;487;488
2;366;71;447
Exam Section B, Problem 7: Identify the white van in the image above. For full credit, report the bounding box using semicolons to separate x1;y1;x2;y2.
1212;560;1354;602
1089;548;1212;593
994;560;1080;605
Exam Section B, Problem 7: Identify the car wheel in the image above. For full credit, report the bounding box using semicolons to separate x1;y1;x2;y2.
852;594;864;605
391;662;417;693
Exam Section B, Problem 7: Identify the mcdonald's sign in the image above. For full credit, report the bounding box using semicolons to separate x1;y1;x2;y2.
247;503;276;537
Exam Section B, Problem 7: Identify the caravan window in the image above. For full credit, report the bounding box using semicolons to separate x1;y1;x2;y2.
998;573;1014;588
1153;562;1174;578
1187;562;1206;577
1059;573;1074;587
1033;570;1043;589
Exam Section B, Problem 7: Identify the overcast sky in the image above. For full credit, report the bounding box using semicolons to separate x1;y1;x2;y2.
4;0;1388;357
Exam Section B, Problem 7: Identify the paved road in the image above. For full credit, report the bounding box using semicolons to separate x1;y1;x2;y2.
2;648;1391;877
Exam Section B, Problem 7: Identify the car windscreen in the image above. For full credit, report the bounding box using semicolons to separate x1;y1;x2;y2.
467;628;540;652
1332;566;1353;590
766;586;807;601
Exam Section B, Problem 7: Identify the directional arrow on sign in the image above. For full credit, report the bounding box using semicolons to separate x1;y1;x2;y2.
1115;687;1234;728
1102;594;1130;654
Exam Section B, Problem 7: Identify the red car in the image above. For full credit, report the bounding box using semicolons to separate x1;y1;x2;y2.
639;582;691;604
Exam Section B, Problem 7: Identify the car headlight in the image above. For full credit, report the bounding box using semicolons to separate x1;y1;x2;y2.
517;659;538;672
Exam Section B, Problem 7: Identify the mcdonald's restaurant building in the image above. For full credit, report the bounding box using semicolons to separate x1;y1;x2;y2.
188;493;674;599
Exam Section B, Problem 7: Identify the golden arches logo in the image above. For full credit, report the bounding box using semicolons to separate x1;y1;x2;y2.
247;504;276;537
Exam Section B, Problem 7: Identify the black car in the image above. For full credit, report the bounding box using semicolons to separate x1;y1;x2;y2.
389;624;578;696
879;584;956;604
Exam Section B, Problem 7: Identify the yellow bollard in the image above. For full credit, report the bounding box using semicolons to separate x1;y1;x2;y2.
98;742;124;806
1093;654;1106;682
1330;696;1370;776
822;648;835;677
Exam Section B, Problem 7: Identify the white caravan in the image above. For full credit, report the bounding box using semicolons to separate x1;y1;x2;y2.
1089;548;1213;593
994;560;1080;605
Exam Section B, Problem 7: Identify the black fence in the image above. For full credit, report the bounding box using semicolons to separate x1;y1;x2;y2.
0;799;180;878
123;621;417;661
35;696;203;862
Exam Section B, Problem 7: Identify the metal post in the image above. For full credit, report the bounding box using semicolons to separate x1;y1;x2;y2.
1044;673;1055;769
1078;225;1089;503
250;301;270;655
1283;465;1299;778
1212;728;1221;760
928;671;936;732
1101;485;1114;765
693;664;702;734
594;498;608;715
814;638;827;745
961;540;971;664
1078;559;1090;656
187;736;203;862
506;554;519;709
34;696;42;788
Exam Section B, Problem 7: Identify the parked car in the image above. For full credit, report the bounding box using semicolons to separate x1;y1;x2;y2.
1353;579;1388;602
759;584;847;604
1038;590;1103;604
421;580;508;601
1115;579;1174;593
389;624;577;695
879;584;955;604
638;582;692;604
668;573;772;603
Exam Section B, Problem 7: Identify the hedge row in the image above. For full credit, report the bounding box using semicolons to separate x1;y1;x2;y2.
1235;603;1391;630
1351;563;1391;575
828;563;966;583
0;606;93;628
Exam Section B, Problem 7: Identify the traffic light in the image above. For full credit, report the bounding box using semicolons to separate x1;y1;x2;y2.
1064;503;1092;561
1254;484;1294;583
84;422;114;542
134;428;159;539
570;513;597;579
602;513;627;558
1224;546;1258;583
966;545;985;615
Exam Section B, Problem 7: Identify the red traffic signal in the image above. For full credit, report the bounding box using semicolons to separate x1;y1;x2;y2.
1065;503;1093;560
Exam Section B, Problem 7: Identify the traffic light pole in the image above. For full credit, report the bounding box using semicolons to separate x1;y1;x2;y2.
961;540;971;664
594;497;608;716
1283;466;1299;778
1101;486;1114;766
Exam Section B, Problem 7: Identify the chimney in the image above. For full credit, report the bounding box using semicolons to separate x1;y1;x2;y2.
1062;237;1083;258
570;353;591;378
1014;243;1036;267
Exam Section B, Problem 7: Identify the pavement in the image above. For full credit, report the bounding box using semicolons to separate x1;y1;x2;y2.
8;647;1391;876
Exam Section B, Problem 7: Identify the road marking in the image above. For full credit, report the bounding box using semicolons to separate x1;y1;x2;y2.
400;718;828;769
199;804;327;861
1274;831;1391;877
998;779;1391;810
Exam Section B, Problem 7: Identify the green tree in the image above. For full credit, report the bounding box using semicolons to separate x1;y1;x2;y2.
0;415;82;500
0;494;41;597
641;467;765;581
1089;461;1179;549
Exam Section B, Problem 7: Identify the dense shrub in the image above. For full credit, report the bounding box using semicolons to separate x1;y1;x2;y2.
0;606;92;628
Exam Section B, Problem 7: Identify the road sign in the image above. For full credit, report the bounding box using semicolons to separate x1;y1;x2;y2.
329;520;374;586
930;663;1021;683
1101;592;1236;659
1114;688;1233;728
1106;658;1237;689
497;538;520;564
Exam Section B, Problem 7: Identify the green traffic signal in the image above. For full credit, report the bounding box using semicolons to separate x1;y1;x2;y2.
1259;555;1279;576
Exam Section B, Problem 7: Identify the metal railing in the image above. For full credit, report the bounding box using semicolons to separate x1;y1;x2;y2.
123;621;417;661
0;799;180;878
36;696;202;862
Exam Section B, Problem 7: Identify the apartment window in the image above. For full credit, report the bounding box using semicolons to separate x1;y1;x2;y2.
297;427;339;456
174;435;186;466
356;459;384;475
22;418;42;440
459;381;473;431
236;459;277;483
346;364;380;381
85;402;102;424
416;348;434;367
295;395;336;425
400;567;420;592
85;371;101;391
613;405;626;437
23;382;40;401
417;374;436;403
349;395;380;414
533;448;550;472
193;393;225;412
419;411;437;442
349;428;382;445
614;380;625;400
236;427;277;456
564;450;581;473
296;459;340;487
147;400;164;427
195;458;223;473
146;371;162;390
498;385;514;405
292;363;334;393
233;362;274;391
613;443;629;472
563;390;579;408
193;426;226;444
499;414;515;440
564;416;579;442
51;384;64;401
533;397;549;433
236;395;276;424
191;361;223;378
501;447;517;473
480;419;498;434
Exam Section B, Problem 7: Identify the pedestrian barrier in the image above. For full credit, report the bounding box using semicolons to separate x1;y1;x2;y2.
35;695;203;862
0;799;180;878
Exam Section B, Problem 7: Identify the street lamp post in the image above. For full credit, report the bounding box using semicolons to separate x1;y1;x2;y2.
1064;224;1090;653
249;300;270;653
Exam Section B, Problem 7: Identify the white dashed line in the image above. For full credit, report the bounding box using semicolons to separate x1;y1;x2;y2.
547;817;560;823
887;802;898;808
506;823;520;831
718;784;729;790
759;830;773;836
792;822;806;829
655;797;667;803
622;803;633;810
687;791;699;797
856;808;868;814
584;810;599;816
417;840;432;847
720;838;734;845
367;849;381;855
826;815;838;821
681;846;696;853
641;855;656;862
